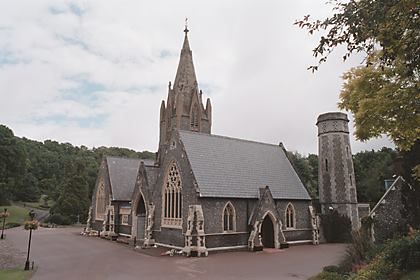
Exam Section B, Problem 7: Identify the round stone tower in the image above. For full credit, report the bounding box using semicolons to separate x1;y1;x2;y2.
316;112;359;229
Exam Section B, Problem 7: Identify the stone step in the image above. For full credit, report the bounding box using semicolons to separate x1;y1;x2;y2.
287;240;313;246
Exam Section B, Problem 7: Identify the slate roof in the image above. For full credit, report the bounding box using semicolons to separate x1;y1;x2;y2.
106;156;154;201
179;131;311;200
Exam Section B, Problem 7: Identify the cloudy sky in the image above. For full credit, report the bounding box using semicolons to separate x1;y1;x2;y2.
0;0;393;154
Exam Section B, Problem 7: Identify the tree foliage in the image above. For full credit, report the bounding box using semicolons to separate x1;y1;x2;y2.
288;152;319;198
0;124;155;222
353;147;396;204
339;54;419;151
0;125;26;204
295;0;419;75
296;0;419;154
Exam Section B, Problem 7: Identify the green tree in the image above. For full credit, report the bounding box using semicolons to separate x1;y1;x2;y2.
296;0;419;152
52;157;91;223
288;152;319;198
339;54;419;151
0;125;27;204
0;123;155;211
13;172;40;202
52;175;90;223
353;147;396;204
295;0;419;75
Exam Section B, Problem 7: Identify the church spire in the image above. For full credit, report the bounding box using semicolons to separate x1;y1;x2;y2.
158;23;212;163
173;21;197;91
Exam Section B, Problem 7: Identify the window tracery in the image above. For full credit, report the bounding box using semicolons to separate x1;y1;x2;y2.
223;202;236;232
162;162;182;227
285;203;295;229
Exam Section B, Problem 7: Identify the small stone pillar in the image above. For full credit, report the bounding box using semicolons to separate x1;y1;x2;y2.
85;206;92;233
143;204;155;248
309;206;320;245
183;205;208;257
248;221;263;251
101;206;117;239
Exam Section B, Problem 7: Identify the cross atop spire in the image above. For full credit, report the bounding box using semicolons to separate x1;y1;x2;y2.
184;17;189;34
174;18;195;90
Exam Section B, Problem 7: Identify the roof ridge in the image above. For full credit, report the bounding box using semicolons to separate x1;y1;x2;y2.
369;176;404;215
105;156;151;161
179;130;282;148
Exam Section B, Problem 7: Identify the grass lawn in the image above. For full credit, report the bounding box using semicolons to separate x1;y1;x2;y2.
0;268;33;280
19;195;53;210
0;205;29;227
402;270;420;280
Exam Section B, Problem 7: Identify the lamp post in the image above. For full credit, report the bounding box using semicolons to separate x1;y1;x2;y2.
24;210;37;271
0;208;9;239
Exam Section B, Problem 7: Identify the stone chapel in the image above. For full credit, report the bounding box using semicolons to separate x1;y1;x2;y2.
87;27;321;255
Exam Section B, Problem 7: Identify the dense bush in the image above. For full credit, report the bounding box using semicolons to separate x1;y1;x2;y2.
5;222;21;229
45;214;72;225
323;265;341;274
383;231;420;271
321;210;352;243
346;230;374;266
350;231;420;280
309;271;346;280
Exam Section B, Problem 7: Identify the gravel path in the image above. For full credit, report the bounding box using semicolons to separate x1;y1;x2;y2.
6;226;347;280
0;233;26;269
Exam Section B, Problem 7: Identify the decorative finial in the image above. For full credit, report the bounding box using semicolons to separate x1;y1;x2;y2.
184;17;189;34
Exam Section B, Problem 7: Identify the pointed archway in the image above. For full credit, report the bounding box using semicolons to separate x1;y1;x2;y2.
135;194;146;239
261;215;275;248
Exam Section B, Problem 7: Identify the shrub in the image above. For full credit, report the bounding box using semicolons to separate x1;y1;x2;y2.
350;231;420;279
350;253;401;280
321;210;352;243
323;265;341;273
383;231;420;271
5;222;21;229
309;271;347;280
45;214;72;225
346;230;374;266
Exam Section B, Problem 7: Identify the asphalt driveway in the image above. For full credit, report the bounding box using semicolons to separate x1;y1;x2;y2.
4;226;347;280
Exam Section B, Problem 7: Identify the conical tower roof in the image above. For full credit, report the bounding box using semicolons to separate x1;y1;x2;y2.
173;27;198;91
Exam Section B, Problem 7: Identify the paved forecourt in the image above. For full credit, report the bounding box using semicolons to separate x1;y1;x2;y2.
5;226;346;280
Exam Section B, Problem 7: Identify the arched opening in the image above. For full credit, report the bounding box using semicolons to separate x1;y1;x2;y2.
136;195;146;239
190;104;199;131
261;215;275;248
285;203;295;229
223;202;236;232
162;161;182;227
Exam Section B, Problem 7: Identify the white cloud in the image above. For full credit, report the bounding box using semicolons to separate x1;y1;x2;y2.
0;0;393;154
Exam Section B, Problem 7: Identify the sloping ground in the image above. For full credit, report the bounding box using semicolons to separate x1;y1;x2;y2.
0;205;28;227
0;238;25;269
1;204;49;226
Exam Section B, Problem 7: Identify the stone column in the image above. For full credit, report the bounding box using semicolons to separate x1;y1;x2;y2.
183;205;208;257
143;204;155;248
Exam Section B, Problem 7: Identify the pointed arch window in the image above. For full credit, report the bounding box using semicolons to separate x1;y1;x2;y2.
96;183;106;220
190;104;199;131
223;202;236;232
162;161;182;227
285;203;295;229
